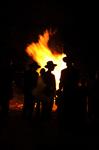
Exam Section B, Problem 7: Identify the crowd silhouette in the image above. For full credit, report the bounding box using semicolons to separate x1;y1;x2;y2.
0;54;99;130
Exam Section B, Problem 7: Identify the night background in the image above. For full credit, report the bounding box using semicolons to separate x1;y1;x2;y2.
0;1;99;147
0;1;98;71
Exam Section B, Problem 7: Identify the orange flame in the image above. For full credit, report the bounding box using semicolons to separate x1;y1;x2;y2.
26;29;66;90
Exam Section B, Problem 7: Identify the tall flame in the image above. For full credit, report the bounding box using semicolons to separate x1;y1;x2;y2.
26;30;66;90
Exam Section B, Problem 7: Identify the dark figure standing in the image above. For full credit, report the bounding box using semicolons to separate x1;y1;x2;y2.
23;61;40;119
33;68;46;117
43;61;57;118
59;56;80;127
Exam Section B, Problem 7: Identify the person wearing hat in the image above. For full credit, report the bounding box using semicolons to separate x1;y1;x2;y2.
23;61;41;119
42;61;57;118
59;55;80;126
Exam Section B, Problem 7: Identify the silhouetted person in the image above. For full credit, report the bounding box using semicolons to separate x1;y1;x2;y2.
0;60;14;118
33;68;46;117
43;61;57;118
40;68;46;81
39;68;47;117
59;56;80;126
23;61;40;119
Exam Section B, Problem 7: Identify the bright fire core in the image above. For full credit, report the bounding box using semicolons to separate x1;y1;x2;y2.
26;30;66;90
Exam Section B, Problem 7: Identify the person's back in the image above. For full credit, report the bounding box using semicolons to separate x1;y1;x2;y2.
59;56;80;126
60;66;79;98
41;61;57;118
44;71;56;98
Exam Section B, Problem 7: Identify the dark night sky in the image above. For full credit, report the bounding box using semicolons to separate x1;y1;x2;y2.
0;1;98;71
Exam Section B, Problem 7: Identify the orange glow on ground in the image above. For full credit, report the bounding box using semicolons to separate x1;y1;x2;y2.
9;99;57;112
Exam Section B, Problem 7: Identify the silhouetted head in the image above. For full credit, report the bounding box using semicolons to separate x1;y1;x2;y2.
40;68;46;75
45;61;57;71
63;56;74;67
29;61;41;70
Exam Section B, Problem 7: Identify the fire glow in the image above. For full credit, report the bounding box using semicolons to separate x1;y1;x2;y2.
26;30;66;90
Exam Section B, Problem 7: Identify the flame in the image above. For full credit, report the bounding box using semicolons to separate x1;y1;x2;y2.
26;29;66;90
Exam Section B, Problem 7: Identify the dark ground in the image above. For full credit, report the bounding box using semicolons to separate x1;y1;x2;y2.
0;105;99;148
0;85;99;148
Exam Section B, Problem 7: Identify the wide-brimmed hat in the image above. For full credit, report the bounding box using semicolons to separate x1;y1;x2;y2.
29;61;41;69
45;61;57;69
